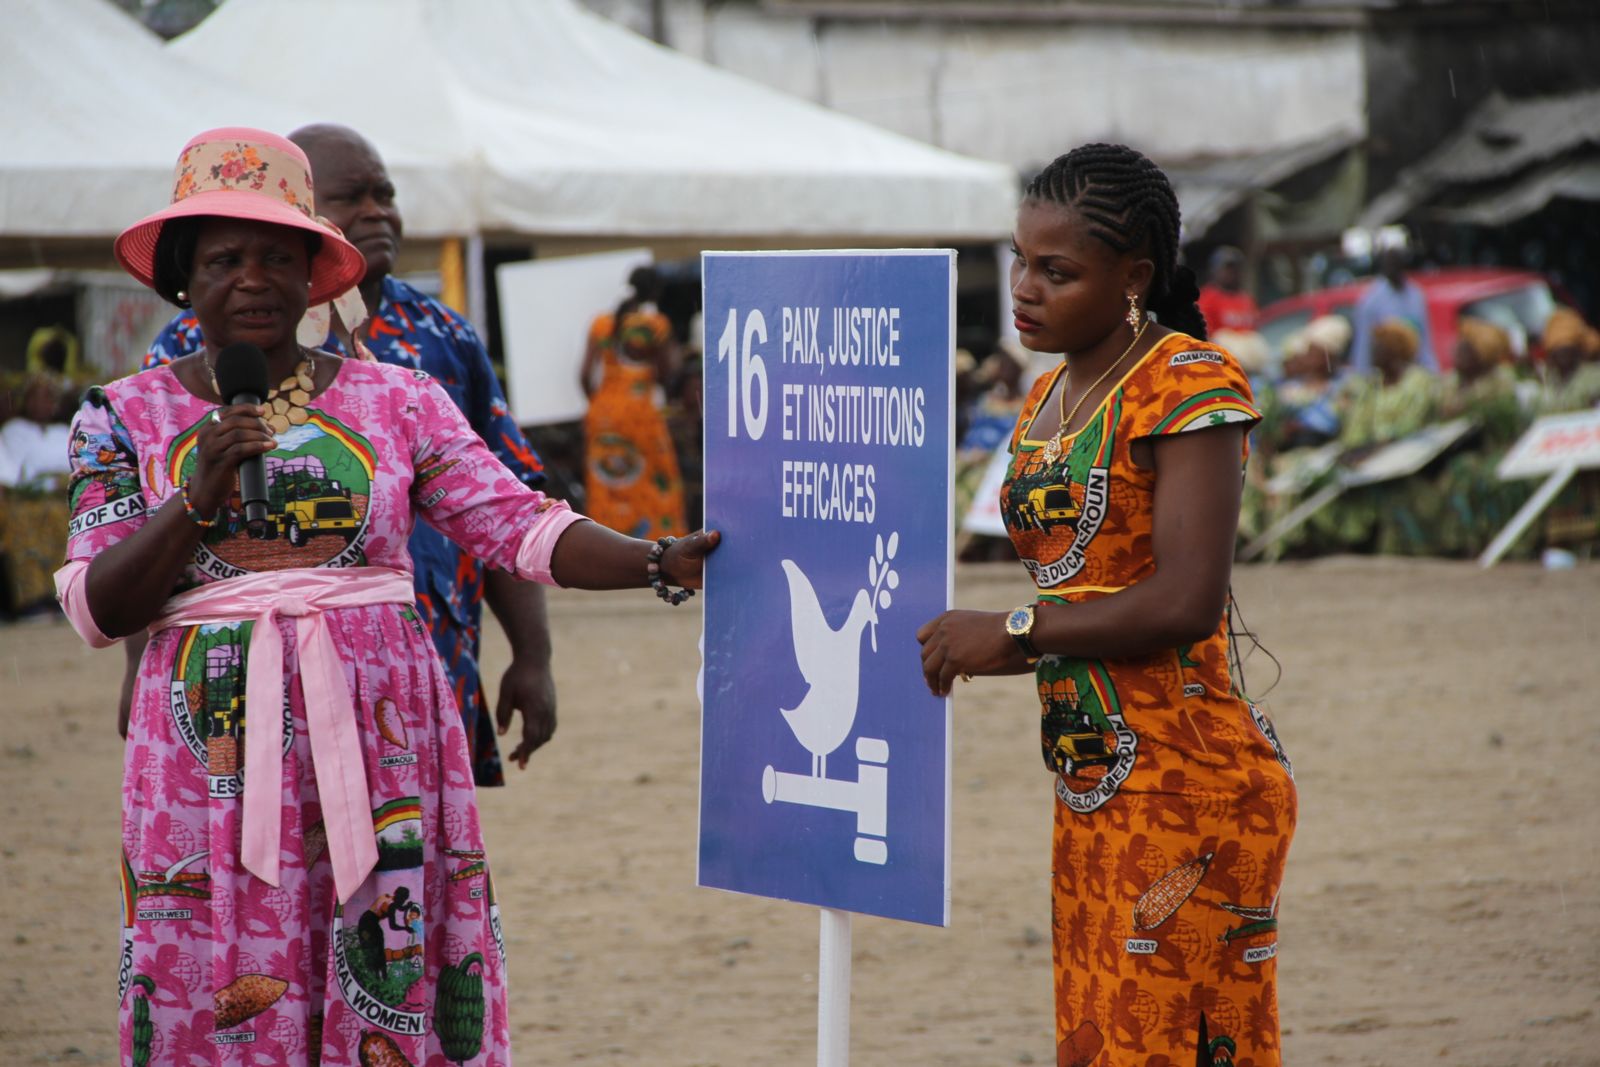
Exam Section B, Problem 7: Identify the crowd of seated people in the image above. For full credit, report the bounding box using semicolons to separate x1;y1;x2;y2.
1240;305;1600;558
1;333;84;617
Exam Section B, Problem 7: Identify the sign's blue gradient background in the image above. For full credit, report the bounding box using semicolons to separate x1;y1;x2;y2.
699;252;954;926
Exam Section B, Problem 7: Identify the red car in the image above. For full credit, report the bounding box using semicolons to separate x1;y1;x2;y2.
1256;268;1559;372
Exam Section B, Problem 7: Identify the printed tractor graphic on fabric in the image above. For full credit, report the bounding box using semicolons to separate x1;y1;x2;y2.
1041;675;1119;775
762;531;900;865
1023;483;1081;533
259;458;362;546
203;641;244;784
1003;480;1081;534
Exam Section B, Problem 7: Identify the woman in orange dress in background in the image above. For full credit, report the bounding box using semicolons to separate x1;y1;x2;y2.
580;266;688;539
918;144;1296;1067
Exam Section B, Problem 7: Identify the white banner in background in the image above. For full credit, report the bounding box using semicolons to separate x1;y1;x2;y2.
496;248;652;426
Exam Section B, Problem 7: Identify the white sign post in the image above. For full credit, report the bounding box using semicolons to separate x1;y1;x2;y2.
1479;410;1600;567
818;908;851;1065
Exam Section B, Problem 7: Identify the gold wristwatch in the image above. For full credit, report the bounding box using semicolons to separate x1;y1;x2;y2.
1005;603;1041;662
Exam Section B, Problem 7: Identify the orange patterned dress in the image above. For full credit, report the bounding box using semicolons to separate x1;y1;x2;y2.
582;309;687;539
1002;332;1296;1067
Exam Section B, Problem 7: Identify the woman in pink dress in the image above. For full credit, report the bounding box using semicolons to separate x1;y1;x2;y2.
57;128;715;1067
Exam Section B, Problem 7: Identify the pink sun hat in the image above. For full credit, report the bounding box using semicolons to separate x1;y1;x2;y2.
114;127;367;306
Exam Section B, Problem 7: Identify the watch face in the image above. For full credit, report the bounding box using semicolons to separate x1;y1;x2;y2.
1007;607;1032;634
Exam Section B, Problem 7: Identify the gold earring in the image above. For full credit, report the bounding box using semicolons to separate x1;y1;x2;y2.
1126;293;1141;328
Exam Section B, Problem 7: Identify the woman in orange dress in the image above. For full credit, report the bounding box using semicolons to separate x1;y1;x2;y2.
580;267;688;539
918;144;1296;1067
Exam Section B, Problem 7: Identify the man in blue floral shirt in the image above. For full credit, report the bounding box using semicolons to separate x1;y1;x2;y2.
126;124;557;786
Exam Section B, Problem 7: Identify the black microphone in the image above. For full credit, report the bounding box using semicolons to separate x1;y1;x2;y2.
214;343;272;538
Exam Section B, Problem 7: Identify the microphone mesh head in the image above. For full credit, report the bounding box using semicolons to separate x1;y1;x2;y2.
214;343;270;404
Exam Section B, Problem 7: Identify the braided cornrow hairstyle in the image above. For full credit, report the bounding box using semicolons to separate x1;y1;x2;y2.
1025;143;1207;341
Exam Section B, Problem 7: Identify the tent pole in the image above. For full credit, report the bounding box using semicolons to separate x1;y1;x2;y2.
467;233;488;332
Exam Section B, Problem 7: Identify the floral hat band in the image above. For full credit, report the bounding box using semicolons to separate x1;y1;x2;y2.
171;136;315;218
114;126;367;308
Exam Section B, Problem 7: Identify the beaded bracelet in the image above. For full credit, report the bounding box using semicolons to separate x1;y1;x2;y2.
646;535;695;606
180;481;218;528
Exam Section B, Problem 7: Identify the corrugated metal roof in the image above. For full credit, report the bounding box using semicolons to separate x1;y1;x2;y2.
1361;87;1600;226
763;0;1562;25
1429;157;1600;226
1165;128;1362;239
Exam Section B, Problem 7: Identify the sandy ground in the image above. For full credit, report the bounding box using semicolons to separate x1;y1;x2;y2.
2;558;1597;1066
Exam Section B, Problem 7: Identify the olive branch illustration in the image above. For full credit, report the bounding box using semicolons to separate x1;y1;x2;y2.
865;530;900;652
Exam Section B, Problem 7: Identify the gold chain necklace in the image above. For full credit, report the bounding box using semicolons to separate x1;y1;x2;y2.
1040;317;1148;464
205;349;317;434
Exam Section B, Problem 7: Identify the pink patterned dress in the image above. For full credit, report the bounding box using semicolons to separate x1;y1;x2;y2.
65;360;572;1066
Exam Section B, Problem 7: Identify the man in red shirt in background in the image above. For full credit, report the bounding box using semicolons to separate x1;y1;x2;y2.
1197;246;1259;333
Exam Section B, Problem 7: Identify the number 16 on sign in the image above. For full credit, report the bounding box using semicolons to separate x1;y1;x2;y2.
716;308;769;440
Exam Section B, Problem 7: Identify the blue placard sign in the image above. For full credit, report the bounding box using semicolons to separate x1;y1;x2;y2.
699;250;954;926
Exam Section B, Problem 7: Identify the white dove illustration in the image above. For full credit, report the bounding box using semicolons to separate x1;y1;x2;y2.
779;559;876;778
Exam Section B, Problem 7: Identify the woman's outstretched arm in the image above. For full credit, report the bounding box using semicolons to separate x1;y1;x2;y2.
548;523;720;591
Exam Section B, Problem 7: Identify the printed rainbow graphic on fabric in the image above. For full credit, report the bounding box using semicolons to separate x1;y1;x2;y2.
1151;389;1256;435
306;412;376;480
166;411;376;487
374;797;422;832
165;421;204;490
173;627;201;682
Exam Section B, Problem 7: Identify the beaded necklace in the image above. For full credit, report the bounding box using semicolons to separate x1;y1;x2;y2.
205;349;317;434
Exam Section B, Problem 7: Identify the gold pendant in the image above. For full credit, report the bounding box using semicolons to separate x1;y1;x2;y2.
1041;433;1063;464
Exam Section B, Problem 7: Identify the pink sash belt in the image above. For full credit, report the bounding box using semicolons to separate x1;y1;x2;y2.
149;566;415;904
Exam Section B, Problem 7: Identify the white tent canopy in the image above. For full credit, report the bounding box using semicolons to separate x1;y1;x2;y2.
0;0;467;240
0;0;295;238
167;0;1016;240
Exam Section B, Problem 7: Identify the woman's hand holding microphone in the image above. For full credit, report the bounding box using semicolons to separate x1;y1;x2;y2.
185;403;277;518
